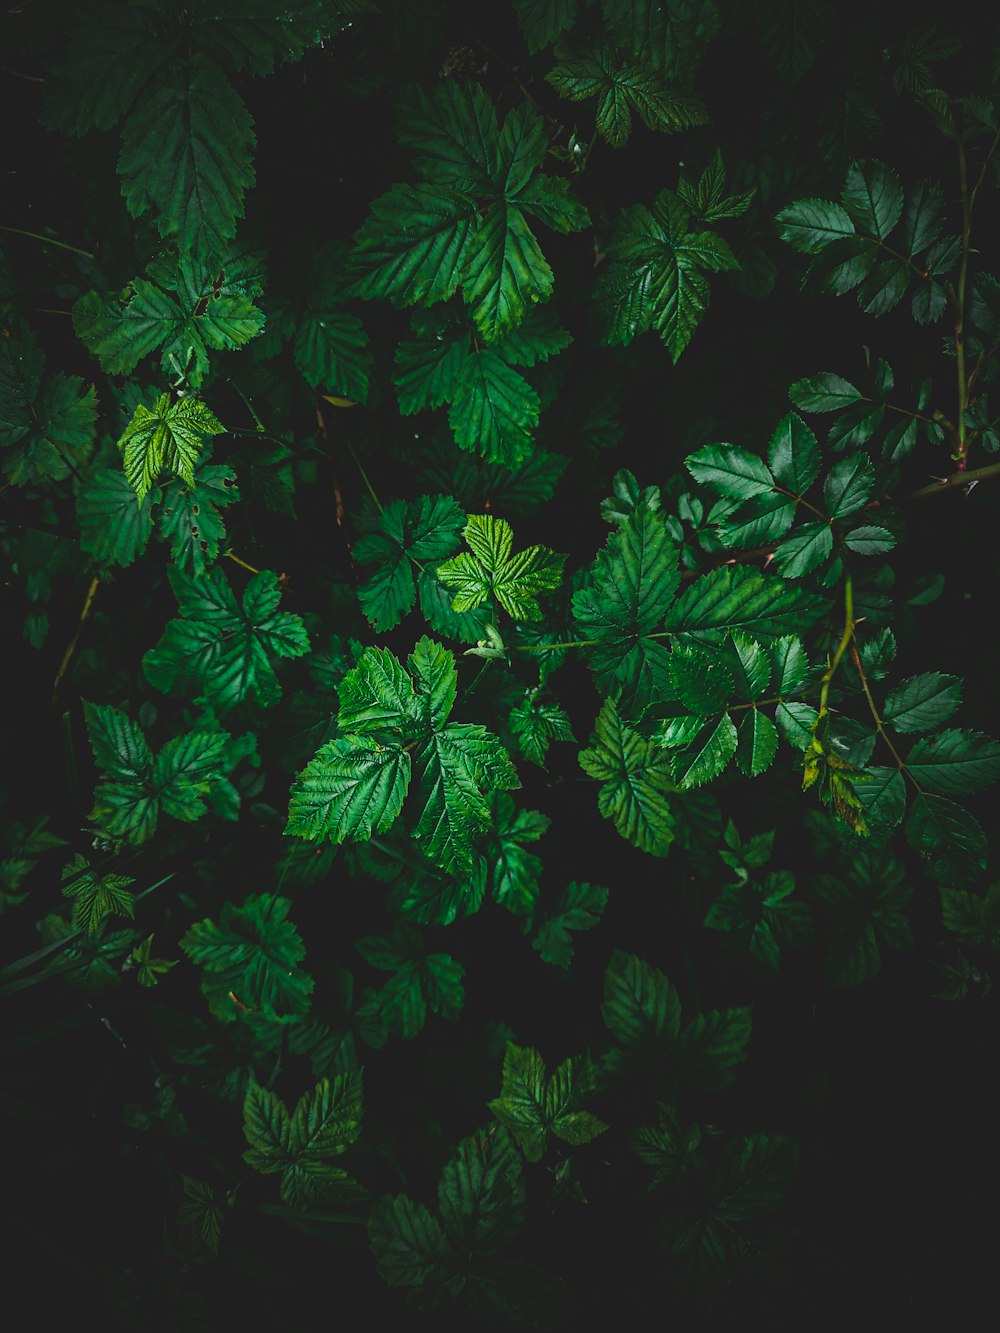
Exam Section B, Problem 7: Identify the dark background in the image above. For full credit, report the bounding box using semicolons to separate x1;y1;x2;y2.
2;1;999;1328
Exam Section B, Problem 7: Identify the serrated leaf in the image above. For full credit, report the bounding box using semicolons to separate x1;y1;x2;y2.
602;950;681;1048
547;40;708;147
449;350;540;465
579;698;675;855
413;723;519;875
735;709;779;777
664;564;826;645
77;467;154;567
573;507;679;715
286;738;412;844
183;892;313;1023
144;566;309;710
788;372;863;412
118;53;255;260
686;444;775;499
369;1194;454;1289
767;412;821;494
905;729;1000;796
775;197;855;253
669;714;738;788
823;451;875;517
531;881;609;968
118;393;224;502
668;645;735;712
774;520;833;578
438;1125;524;1256
437;515;564;622
884;673;961;734
841;160;904;240
907;793;987;874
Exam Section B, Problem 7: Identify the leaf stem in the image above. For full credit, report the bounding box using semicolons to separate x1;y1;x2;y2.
817;572;854;719
847;639;921;789
52;576;100;706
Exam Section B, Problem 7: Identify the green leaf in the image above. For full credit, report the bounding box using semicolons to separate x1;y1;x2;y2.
118;393;224;502
573;507;679;715
144;566;309;710
767;412;821;494
822;451;875;517
463;201;552;346
74;249;265;385
191;2;345;76
775;197;855;253
61;858;135;935
595;190;737;361
449;349;540;465
286;738;412;844
414;724;519;875
437;515;565;622
547;40;708;147
841;160;904;240
579;698;675;855
244;1072;362;1207
907;794;987;876
883;673;962;734
509;696;575;767
409;636;460;732
118;53;255;260
488;1044;606;1162
685;444;775;499
770;635;809;694
734;709;779;778
905;729;1000;797
487;1043;548;1160
668;645;735;713
843;525;895;555
77;467;154;567
602;950;681;1048
514;0;578;53
788;372;864;412
182;892;313;1024
487;794;548;915
337;646;418;735
438;1125;525;1256
939;883;1000;950
531;881;609;968
850;766;906;833
352;183;479;308
83;701;229;845
158;462;239;577
774;520;833;578
664;564;826;645
369;1194;454;1290
669;714;738;788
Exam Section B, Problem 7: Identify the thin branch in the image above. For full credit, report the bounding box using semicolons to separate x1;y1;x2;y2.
0;225;93;259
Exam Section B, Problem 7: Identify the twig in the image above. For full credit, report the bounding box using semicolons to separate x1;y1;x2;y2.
52;576;99;706
0;225;93;259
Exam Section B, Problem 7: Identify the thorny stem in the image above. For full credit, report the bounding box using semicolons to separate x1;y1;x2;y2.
900;459;1000;500
0;225;94;258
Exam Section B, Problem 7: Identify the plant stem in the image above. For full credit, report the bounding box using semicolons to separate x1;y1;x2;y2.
848;640;921;789
817;572;854;718
0;225;94;259
954;138;971;466
225;552;261;574
52;576;99;706
900;459;1000;500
